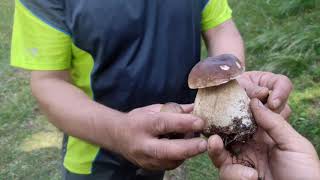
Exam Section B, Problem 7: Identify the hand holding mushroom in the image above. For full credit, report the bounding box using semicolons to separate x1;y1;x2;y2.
187;54;303;179
208;99;320;180
236;71;292;119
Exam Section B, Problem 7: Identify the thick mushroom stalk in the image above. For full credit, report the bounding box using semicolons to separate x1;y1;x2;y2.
188;54;256;146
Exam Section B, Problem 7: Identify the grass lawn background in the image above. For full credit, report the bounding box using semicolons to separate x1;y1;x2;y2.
1;0;319;179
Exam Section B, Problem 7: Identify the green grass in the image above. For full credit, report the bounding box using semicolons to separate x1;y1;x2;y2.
1;0;319;179
0;0;61;179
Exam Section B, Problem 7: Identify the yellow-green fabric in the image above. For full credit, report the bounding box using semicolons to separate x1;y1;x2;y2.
64;44;98;175
69;44;95;99
64;137;99;175
11;0;99;175
11;0;72;70
202;0;233;31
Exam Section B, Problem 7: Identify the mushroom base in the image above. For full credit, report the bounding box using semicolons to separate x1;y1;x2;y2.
193;80;257;147
202;117;257;146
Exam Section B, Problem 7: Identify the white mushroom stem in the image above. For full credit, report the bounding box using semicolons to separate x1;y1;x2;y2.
193;80;254;137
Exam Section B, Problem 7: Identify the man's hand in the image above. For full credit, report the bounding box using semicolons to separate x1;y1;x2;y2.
237;71;293;119
208;99;320;180
31;71;206;171
113;104;207;171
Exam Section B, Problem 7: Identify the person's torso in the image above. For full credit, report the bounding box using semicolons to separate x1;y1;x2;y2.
66;0;206;111
19;0;208;175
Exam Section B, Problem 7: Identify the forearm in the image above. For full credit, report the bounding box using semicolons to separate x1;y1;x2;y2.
31;71;124;152
203;20;245;66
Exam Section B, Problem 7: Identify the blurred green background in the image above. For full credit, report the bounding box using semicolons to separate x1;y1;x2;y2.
0;0;319;179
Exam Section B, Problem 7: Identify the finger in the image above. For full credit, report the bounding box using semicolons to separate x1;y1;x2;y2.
245;84;270;102
161;103;185;113
263;74;293;110
146;138;207;161
180;104;194;113
220;164;258;180
280;104;292;120
144;104;164;112
236;75;270;103
208;135;232;168
250;99;301;150
150;113;204;135
271;100;287;114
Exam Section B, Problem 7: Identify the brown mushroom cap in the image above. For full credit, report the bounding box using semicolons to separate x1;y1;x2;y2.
188;54;244;89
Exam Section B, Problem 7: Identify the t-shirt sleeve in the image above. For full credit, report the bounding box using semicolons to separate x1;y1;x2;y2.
201;0;233;31
11;0;72;70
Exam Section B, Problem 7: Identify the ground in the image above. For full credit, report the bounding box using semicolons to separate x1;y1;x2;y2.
0;0;319;179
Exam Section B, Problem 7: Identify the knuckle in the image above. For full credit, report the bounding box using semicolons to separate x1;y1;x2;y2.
130;107;143;114
150;144;166;160
152;146;160;159
279;74;293;88
153;115;167;134
147;110;158;119
261;72;274;79
174;118;190;131
145;141;156;157
144;141;157;157
130;143;142;155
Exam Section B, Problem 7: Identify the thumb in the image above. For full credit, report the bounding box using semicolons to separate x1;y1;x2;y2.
250;99;301;151
180;103;194;113
220;164;258;180
246;85;270;103
208;135;232;168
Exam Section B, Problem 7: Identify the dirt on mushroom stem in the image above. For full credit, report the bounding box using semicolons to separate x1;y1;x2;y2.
203;114;257;168
193;80;257;168
193;80;257;142
203;117;257;147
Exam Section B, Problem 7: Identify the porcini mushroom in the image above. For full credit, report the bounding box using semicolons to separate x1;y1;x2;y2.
188;54;256;146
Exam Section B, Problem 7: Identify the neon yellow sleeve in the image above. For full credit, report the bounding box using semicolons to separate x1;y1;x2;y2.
201;0;233;31
11;0;72;70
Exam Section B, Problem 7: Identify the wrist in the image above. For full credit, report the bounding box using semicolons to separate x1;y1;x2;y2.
88;103;127;152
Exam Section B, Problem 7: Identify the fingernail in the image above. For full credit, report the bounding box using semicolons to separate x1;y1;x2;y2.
198;140;207;152
273;99;281;108
193;119;204;130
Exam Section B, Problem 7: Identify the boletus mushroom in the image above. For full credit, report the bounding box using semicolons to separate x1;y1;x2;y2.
188;54;256;146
